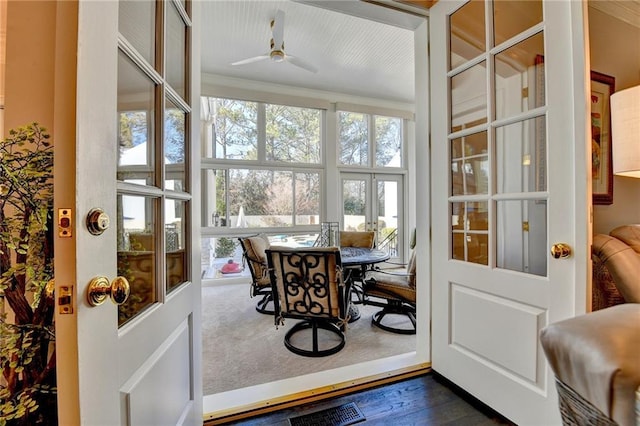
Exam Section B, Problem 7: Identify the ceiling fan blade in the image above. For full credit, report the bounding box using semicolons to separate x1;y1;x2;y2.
231;54;270;66
272;9;285;50
286;55;318;73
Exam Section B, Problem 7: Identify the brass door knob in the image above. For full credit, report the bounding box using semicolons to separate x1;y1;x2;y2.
550;243;572;259
87;276;130;306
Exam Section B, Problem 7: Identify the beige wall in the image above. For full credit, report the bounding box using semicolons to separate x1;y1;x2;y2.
4;1;57;134
589;7;640;235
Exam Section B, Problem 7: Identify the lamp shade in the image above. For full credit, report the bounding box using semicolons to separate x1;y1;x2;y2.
611;85;640;178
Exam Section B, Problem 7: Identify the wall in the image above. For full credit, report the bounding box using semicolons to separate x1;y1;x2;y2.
4;1;56;133
589;7;640;235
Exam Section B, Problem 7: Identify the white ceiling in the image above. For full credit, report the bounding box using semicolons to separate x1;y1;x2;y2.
200;1;640;106
200;1;422;104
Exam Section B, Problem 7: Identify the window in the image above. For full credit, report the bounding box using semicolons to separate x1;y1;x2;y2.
201;168;321;228
338;111;403;168
201;96;323;230
205;97;321;164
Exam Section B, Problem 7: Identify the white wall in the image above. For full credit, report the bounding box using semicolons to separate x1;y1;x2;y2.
589;7;640;235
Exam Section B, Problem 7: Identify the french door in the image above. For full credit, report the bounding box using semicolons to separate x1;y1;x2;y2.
341;172;404;260
430;1;590;424
55;1;202;424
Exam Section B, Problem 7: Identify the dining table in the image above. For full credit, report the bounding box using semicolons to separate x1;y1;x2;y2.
339;246;391;321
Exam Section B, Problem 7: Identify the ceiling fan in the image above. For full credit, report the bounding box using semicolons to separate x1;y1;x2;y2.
231;9;318;73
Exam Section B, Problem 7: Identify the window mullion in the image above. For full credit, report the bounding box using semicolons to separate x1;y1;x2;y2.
258;103;266;161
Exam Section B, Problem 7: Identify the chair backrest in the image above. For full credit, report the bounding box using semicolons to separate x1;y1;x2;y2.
406;250;417;288
266;247;347;321
339;231;375;249
238;235;271;286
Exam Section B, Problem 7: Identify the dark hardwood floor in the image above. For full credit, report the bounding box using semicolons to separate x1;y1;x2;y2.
216;372;516;425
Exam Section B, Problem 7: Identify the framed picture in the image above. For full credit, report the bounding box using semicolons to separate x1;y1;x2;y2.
590;71;615;205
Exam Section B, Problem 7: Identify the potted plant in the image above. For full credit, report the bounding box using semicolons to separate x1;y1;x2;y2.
0;123;55;425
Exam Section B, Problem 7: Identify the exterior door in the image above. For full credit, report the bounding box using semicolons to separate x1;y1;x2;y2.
55;1;202;424
430;1;589;425
341;173;404;259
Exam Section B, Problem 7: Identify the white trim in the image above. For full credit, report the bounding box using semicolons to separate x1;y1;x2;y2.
202;72;414;114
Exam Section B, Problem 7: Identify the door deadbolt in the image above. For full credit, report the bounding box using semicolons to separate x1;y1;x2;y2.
86;208;110;235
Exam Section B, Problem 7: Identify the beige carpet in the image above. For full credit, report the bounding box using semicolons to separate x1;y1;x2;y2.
202;284;416;395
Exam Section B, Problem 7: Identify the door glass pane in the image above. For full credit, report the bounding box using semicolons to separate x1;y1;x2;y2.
117;195;157;326
375;116;402;167
451;61;487;132
451;131;488;196
343;179;366;231
496;116;546;193
493;0;543;46
451;201;488;265
165;97;186;190
166;199;187;292
376;179;398;249
166;2;186;99
118;0;155;66
496;200;547;276
495;32;545;120
117;51;156;186
294;172;320;225
266;104;321;163
208;98;258;160
339;111;368;166
449;0;485;70
202;169;227;227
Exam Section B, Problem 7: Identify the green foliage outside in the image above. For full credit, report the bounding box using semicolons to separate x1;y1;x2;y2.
0;124;56;425
215;237;236;259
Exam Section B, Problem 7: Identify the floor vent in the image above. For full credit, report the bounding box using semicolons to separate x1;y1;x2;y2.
288;402;366;426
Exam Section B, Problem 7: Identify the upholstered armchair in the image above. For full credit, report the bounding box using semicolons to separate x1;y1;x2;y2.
266;247;350;357
539;225;640;425
592;224;640;310
363;250;416;334
238;235;273;315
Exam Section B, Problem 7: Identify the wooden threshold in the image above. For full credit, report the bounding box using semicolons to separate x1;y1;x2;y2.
204;362;431;425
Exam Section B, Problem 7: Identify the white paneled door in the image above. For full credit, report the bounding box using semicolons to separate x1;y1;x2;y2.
55;1;202;424
430;1;590;424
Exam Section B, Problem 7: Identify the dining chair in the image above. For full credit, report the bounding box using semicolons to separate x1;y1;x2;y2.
363;250;416;334
338;230;376;305
238;235;273;315
266;247;350;357
339;230;375;249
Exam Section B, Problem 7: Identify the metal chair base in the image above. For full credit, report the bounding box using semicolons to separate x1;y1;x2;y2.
255;292;274;315
371;300;416;335
284;320;346;357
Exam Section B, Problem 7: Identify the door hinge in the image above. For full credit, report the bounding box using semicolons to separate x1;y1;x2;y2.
522;221;530;232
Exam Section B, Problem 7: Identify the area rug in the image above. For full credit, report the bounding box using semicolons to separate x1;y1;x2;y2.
202;284;416;395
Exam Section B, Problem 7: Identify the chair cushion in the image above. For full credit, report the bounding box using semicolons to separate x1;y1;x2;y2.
243;236;270;286
540;304;640;426
340;231;375;249
366;270;416;302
